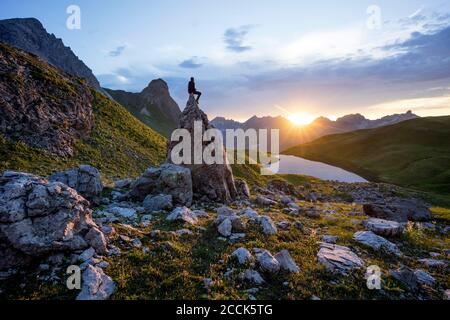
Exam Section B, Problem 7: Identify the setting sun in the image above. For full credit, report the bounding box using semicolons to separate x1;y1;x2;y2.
288;112;316;126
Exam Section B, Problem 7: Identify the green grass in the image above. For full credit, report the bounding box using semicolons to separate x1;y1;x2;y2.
284;116;450;206
0;43;167;182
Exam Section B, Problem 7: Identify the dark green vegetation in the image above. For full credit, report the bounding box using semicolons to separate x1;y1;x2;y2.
0;43;167;182
284;116;450;206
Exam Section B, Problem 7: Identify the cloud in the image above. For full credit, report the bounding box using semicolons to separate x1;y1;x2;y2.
108;45;126;57
224;25;254;52
179;57;203;69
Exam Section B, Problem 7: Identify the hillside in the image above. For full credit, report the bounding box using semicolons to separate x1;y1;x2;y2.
284;116;450;198
0;42;167;181
105;79;181;138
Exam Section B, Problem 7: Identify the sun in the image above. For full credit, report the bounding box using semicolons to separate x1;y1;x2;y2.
288;112;315;126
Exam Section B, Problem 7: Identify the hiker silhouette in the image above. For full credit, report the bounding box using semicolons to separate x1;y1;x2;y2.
188;77;201;103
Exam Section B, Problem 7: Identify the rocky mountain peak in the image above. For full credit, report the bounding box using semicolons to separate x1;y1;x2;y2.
0;17;101;90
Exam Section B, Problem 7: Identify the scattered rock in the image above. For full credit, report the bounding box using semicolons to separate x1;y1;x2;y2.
256;195;277;206
106;206;138;220
114;179;133;189
216;206;235;217
131;238;142;248
321;235;338;244
175;229;194;236
363;218;404;237
76;265;116;300
48;165;103;205
353;231;401;256
414;269;436;286
241;208;259;219
84;227;108;255
256;250;280;274
235;179;251;199
143;194;173;212
192;210;208;218
274;250;300;273
129;164;193;206
363;200;431;223
317;243;365;275
418;259;447;268
230;216;246;233
0;171;106;270
390;266;418;291
239;269;265;285
257;216;277;235
277;221;290;230
232;247;253;264
217;218;232;237
166;207;198;225
79;247;96;263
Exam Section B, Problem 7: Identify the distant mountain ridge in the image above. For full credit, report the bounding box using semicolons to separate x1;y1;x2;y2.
211;111;419;150
0;17;101;90
105;79;181;137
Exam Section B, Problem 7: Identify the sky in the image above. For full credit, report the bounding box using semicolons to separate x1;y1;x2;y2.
1;0;450;123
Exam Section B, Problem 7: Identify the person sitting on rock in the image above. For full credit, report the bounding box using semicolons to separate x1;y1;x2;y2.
188;77;202;103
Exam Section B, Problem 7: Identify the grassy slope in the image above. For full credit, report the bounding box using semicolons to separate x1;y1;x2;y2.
105;88;177;138
284;116;450;204
0;44;167;182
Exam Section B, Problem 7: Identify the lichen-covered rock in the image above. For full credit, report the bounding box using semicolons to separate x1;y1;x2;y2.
76;265;116;300
0;171;106;270
363;218;404;237
274;250;300;273
317;243;365;275
256;250;280;274
129;164;193;206
166;207;198;225
257;216;277;235
353;231;401;256
166;96;237;203
363;199;431;222
232;247;253;264
49;165;103;205
143;194;173;212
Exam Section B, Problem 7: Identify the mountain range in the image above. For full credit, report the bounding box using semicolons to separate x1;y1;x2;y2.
211;111;419;151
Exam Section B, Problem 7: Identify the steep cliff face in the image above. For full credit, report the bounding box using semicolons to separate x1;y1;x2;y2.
0;42;93;157
0;18;101;90
105;79;181;137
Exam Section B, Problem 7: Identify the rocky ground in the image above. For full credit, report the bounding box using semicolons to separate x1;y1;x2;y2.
0;163;449;300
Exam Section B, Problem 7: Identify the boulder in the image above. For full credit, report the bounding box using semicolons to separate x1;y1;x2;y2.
363;218;404;237
363;199;431;222
241;208;259;219
232;247;253;264
143;194;173;212
76;265;116;300
274;250;300;273
390;266;418;291
239;269;265;285
353;231;401;256
317;243;365;275
256;195;277;206
49;165;103;205
257;216;277;235
235;179;251;199
256;250;280;274
166;207;198;225
0;171;108;270
217;218;232;237
129;164;193;206
166;96;237;203
414;269;436;286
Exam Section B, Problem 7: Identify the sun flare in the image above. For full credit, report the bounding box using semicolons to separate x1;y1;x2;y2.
288;112;315;126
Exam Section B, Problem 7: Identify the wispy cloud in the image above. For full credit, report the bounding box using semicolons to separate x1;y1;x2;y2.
179;57;203;69
224;25;255;52
109;45;126;57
